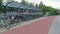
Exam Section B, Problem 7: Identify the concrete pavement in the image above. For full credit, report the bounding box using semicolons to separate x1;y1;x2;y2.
49;16;60;34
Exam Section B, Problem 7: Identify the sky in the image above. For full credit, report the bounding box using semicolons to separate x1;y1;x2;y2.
3;0;60;9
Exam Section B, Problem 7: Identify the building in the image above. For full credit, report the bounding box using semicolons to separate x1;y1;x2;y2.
2;1;43;20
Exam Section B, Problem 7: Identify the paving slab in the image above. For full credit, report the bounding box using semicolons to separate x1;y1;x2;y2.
1;16;55;34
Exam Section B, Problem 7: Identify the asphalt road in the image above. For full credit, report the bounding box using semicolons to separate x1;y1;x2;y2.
49;16;60;34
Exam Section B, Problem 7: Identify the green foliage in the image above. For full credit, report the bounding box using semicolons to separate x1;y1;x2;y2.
35;3;38;8
29;3;34;6
42;6;59;15
38;1;59;15
21;0;25;4
21;0;34;6
0;0;3;13
39;1;43;8
6;0;14;2
25;1;29;5
0;0;3;9
14;1;60;15
1;0;60;15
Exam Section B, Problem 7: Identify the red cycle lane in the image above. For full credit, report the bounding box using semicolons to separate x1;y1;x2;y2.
1;16;56;34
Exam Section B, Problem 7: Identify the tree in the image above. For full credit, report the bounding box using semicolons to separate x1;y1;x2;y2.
35;3;38;8
29;3;34;7
0;0;3;9
25;1;29;5
5;0;14;3
39;1;43;8
21;0;25;4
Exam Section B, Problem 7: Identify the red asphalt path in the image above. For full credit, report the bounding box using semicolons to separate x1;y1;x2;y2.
1;16;55;34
